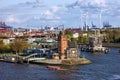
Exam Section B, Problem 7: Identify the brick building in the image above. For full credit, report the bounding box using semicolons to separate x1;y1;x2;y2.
58;31;68;59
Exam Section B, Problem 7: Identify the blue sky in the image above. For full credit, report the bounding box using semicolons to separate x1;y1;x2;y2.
0;0;120;28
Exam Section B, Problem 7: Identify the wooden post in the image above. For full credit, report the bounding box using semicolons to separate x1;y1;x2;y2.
27;59;29;64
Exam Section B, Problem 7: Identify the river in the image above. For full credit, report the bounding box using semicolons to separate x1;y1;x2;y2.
0;48;120;80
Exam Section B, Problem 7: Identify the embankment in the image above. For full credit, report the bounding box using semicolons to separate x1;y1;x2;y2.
103;43;120;48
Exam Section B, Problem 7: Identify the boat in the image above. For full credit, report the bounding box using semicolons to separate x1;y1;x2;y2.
47;65;61;70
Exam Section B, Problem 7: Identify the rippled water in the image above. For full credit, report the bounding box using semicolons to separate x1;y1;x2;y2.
0;48;120;80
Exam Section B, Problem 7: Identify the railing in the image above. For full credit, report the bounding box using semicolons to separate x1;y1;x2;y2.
23;53;38;59
28;58;45;61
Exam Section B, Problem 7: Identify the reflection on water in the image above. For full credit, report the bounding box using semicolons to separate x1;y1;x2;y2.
0;48;120;80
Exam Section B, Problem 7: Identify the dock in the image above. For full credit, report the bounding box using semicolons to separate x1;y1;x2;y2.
24;57;91;65
0;54;23;63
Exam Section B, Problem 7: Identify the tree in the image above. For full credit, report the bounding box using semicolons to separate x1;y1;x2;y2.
65;29;73;40
104;29;120;43
113;29;120;42
70;37;77;42
77;34;89;43
10;38;30;55
65;29;73;36
0;40;11;53
78;35;83;43
0;40;5;53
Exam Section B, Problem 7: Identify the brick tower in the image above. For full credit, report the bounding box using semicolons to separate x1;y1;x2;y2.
58;31;68;59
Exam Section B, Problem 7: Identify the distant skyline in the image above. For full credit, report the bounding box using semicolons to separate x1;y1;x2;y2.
0;0;120;28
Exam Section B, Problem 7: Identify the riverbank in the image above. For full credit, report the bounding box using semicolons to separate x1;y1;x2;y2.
103;43;120;48
0;53;24;63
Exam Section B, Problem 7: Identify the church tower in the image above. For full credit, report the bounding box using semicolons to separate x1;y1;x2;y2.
58;31;68;59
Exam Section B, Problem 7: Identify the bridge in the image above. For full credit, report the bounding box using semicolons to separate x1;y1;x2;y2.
23;53;38;60
23;53;47;63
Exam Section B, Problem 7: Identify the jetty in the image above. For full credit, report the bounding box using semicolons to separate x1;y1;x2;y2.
23;57;91;65
0;54;23;63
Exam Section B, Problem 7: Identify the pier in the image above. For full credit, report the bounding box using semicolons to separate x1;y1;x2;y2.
23;57;91;65
0;54;23;63
21;31;91;65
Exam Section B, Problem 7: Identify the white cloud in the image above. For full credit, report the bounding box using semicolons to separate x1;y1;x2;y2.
44;10;60;20
33;16;41;20
51;5;61;13
90;0;106;7
117;16;120;18
36;0;44;6
44;10;54;19
6;15;20;23
68;0;120;17
77;0;83;2
0;0;120;27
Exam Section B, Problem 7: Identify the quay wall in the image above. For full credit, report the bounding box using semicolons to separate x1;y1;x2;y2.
103;43;120;48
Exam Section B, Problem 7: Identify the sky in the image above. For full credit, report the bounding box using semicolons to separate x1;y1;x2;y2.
0;0;120;28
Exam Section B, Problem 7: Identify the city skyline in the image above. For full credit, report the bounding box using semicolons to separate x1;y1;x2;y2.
0;0;120;28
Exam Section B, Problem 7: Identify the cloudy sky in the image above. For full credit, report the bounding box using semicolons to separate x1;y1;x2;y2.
0;0;120;28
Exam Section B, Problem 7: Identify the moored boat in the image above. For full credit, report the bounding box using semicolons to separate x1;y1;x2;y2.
47;65;61;70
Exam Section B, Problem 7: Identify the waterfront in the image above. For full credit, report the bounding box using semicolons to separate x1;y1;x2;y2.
0;48;120;80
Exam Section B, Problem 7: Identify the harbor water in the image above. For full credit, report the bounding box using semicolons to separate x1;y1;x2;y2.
0;48;120;80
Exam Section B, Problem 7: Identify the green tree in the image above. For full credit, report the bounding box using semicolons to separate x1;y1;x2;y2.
78;35;83;43
10;38;30;55
0;40;4;53
82;36;89;43
1;44;10;53
0;40;11;53
70;37;77;42
65;29;73;40
104;29;120;43
77;35;88;43
65;29;73;36
113;29;120;42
